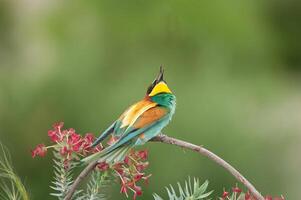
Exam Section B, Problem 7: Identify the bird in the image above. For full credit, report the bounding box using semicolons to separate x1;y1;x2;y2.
81;66;176;164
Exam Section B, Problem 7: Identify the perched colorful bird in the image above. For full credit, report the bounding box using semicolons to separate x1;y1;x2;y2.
82;67;176;164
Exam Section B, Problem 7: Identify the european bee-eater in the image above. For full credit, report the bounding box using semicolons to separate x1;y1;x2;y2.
82;67;176;164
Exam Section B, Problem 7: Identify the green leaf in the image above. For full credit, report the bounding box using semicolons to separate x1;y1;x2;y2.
50;152;78;200
153;177;213;200
80;170;111;200
0;143;30;200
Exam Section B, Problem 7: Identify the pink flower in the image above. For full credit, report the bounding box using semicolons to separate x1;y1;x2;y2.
134;174;143;182
32;121;152;200
82;133;95;150
116;168;124;176
222;191;229;198
265;196;273;200
68;132;82;152
245;191;251;200
120;184;128;194
31;144;47;158
137;150;148;160
72;143;82;152
60;146;69;156
53;122;64;130
61;130;68;135
84;133;94;144
133;185;142;200
68;128;75;134
48;130;59;142
136;163;148;172
232;186;242;193
124;156;131;165
69;132;81;143
97;162;109;171
134;186;142;196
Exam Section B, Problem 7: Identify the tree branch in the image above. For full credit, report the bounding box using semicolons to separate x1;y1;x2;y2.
64;134;264;200
152;134;264;200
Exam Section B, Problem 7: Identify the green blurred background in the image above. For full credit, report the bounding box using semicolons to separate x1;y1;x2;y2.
0;0;300;199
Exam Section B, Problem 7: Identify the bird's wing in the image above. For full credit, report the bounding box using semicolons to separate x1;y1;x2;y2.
132;106;168;129
113;99;157;136
91;121;116;147
92;99;157;147
87;105;169;163
104;105;169;153
119;100;158;129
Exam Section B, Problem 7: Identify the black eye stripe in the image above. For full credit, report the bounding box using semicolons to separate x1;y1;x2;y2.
146;79;169;95
146;79;156;94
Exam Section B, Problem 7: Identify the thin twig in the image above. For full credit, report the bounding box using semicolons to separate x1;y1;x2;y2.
64;134;264;200
64;160;98;200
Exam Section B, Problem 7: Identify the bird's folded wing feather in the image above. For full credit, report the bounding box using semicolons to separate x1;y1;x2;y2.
108;105;169;150
91;121;116;147
83;100;169;163
115;100;157;136
133;106;168;129
92;99;156;146
119;100;157;128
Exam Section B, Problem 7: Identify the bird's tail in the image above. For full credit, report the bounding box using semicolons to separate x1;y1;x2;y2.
81;145;130;165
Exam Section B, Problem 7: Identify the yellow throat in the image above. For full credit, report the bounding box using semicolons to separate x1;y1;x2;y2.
149;82;172;96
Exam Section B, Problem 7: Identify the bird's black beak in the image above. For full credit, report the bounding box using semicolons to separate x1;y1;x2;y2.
146;65;170;95
156;65;164;82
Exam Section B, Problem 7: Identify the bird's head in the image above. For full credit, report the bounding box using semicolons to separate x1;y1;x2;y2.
146;66;172;97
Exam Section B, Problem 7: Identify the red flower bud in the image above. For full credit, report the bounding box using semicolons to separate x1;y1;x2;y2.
48;130;59;142
134;185;142;196
116;168;124;175
265;196;273;200
97;162;109;171
232;187;242;193
72;142;82;152
61;130;68;135
53;122;64;130
68;128;75;134
120;185;128;194
245;191;251;200
60;146;68;156
124;156;131;165
137;150;148;160
31;144;47;158
136;162;148;172
84;133;94;143
222;191;229;198
134;174;143;182
69;133;81;143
